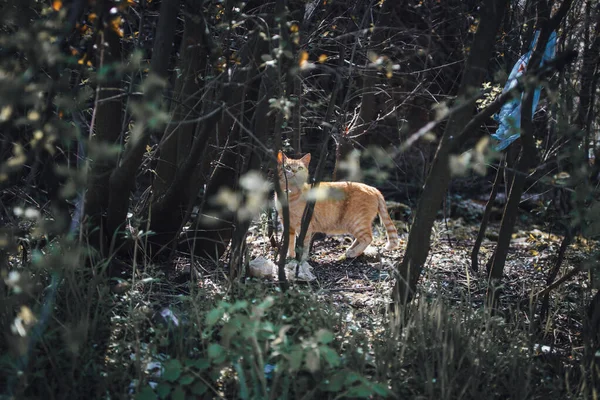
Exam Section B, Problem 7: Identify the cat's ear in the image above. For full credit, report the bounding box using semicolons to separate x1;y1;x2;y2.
277;151;285;164
300;153;311;166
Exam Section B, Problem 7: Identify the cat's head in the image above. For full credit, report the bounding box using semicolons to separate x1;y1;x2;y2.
277;151;311;189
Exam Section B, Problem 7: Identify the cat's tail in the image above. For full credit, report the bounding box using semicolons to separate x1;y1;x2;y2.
377;194;400;251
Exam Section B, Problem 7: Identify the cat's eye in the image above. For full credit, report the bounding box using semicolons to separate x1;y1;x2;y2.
298;166;304;170
284;165;292;171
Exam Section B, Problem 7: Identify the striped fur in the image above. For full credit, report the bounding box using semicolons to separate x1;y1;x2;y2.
275;151;399;260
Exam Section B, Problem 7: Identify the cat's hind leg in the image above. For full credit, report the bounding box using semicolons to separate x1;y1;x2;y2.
345;231;373;258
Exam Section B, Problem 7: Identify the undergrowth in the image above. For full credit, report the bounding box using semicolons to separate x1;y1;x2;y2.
1;240;595;399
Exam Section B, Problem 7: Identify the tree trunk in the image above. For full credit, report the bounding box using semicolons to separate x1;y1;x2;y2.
84;21;123;256
391;0;509;306
578;0;600;162
153;7;208;198
228;12;278;280
147;7;211;249
485;0;573;310
584;289;600;382
471;153;505;272
536;0;598;321
485;151;532;308
333;0;394;181
178;6;276;261
106;0;181;237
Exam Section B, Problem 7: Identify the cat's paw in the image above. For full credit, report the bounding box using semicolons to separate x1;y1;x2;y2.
385;242;399;251
336;254;348;262
363;246;379;257
345;249;361;259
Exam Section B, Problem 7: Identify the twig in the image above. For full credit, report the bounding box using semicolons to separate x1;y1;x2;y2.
294;43;345;266
320;286;375;293
531;266;583;300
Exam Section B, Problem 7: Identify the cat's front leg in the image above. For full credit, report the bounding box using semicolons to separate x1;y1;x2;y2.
300;231;313;261
287;229;296;258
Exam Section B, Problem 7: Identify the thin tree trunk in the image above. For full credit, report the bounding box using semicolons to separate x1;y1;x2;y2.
537;0;598;321
471;154;505;272
153;7;208;198
177;8;275;262
147;7;211;250
486;0;573;310
333;0;393;181
228;9;278;280
584;289;600;376
106;0;181;237
485;153;531;308
294;41;345;263
84;23;123;255
579;1;600;162
503;140;521;198
295;82;341;262
391;0;510;307
539;226;573;321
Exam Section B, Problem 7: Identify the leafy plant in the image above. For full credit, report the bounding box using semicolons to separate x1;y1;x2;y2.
134;294;390;399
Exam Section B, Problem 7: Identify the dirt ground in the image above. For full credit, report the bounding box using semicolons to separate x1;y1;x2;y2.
171;209;594;356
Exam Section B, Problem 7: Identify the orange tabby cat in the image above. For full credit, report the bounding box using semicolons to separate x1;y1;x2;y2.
275;151;399;260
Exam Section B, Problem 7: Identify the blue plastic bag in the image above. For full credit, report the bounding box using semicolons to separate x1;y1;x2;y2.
491;30;557;151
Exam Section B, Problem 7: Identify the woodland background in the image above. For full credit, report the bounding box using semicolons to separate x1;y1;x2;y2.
1;0;600;398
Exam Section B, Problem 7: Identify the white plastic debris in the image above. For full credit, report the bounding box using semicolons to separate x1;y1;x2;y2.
248;256;316;282
159;308;180;327
128;354;167;394
532;344;554;354
284;259;316;282
248;256;277;279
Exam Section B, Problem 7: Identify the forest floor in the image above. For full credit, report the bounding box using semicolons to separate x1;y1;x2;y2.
7;196;595;398
172;200;595;357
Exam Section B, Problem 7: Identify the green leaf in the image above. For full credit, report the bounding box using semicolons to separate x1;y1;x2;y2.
305;348;320;373
289;348;303;372
229;300;249;312
221;319;243;344
345;383;375;398
97;65;113;79
233;361;249;400
184;359;195;367
205;308;225;327
209;368;221;381
207;343;224;359
259;321;276;337
315;329;334;344
192;358;211;370
344;371;361;385
319;346;340;367
179;374;194;385
320;371;344;392
256;296;275;311
163;359;183;382
191;381;208;395
171;385;185;400
134;385;157;400
156;383;171;399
